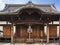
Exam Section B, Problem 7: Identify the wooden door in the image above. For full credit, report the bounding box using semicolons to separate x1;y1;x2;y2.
32;25;44;38
3;25;11;38
16;25;28;38
39;25;44;38
32;25;37;38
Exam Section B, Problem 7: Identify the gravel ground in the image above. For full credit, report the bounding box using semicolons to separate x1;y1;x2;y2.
0;43;59;45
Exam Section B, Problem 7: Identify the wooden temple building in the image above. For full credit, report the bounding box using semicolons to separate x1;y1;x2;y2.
0;1;60;44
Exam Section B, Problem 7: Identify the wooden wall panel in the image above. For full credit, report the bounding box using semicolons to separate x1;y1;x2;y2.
16;25;45;39
20;26;28;38
32;26;37;38
49;26;57;37
3;25;11;38
32;25;45;38
16;25;28;38
39;25;44;38
16;25;20;37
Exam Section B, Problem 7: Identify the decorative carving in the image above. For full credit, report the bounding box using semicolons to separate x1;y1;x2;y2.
26;1;34;7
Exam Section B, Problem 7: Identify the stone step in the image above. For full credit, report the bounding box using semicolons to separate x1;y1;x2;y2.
0;43;59;45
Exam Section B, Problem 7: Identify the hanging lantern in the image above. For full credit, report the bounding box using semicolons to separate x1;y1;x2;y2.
27;24;32;33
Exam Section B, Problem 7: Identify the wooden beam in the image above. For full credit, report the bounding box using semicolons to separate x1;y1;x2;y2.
37;25;39;38
11;23;14;43
0;23;59;26
46;24;49;43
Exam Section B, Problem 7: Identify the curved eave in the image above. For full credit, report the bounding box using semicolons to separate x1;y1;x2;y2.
42;12;60;15
0;3;26;12
0;12;60;16
0;12;18;15
0;2;56;13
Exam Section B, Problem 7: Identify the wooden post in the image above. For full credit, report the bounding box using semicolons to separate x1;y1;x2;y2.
46;24;49;43
37;25;39;38
6;21;8;24
11;23;14;43
59;18;60;45
28;30;31;42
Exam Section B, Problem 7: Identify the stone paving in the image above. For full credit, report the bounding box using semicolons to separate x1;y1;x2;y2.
0;43;59;45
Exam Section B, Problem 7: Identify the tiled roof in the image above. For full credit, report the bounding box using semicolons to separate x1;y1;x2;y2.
0;1;60;15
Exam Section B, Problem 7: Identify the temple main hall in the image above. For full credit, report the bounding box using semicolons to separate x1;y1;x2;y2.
0;1;60;44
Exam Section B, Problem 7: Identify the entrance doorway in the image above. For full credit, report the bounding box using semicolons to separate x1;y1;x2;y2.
15;24;46;43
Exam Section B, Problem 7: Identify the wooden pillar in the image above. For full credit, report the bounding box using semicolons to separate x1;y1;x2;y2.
52;21;53;24
46;24;49;43
6;21;8;24
37;25;39;38
59;18;60;45
11;23;14;43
